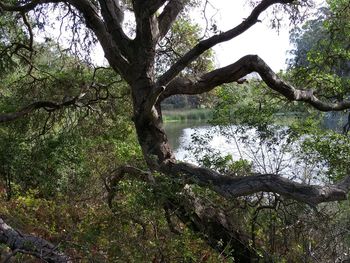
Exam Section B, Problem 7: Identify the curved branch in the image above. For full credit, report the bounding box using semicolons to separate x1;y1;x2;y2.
158;0;186;40
157;0;293;87
167;162;350;206
0;217;70;262
0;96;82;123
161;54;350;111
0;0;131;78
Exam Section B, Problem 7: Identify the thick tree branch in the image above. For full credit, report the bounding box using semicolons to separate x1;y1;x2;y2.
97;0;133;59
67;0;131;77
166;162;350;206
158;0;186;40
106;165;259;260
165;187;260;261
0;0;132;79
132;0;172;51
133;0;167;16
0;217;70;262
157;0;294;87
161;54;350;111
132;1;162;72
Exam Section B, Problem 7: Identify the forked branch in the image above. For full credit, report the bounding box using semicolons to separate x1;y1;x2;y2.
67;0;131;76
97;0;133;59
157;0;294;86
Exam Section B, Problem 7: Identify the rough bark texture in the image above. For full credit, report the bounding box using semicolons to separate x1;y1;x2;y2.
0;218;71;262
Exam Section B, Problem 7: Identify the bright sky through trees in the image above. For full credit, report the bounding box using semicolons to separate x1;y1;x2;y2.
210;0;291;71
208;0;324;71
89;0;325;71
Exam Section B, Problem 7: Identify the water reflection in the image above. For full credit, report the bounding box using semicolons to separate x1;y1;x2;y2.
163;120;210;149
164;121;327;184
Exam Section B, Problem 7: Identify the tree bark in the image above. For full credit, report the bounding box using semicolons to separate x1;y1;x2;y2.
0;218;70;262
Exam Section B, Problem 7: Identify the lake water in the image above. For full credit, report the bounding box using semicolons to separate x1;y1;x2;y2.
164;120;327;183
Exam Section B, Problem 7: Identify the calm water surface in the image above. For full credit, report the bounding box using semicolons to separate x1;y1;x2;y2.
163;119;327;183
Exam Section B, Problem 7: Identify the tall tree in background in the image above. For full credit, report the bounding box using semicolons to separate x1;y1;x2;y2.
288;0;350;98
0;0;350;261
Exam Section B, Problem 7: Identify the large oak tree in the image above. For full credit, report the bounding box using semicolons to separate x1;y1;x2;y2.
1;0;350;261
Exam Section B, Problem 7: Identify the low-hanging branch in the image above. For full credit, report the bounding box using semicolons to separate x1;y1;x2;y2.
165;162;350;206
161;54;350;111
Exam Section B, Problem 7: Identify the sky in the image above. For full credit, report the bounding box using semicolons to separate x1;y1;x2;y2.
206;0;293;71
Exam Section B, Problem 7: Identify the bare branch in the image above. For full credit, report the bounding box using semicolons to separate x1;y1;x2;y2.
0;217;70;262
0;95;84;123
158;0;186;40
157;0;294;87
161;54;350;111
167;162;350;206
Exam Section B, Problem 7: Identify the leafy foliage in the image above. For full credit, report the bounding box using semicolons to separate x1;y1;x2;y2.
288;0;350;98
0;42;226;261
